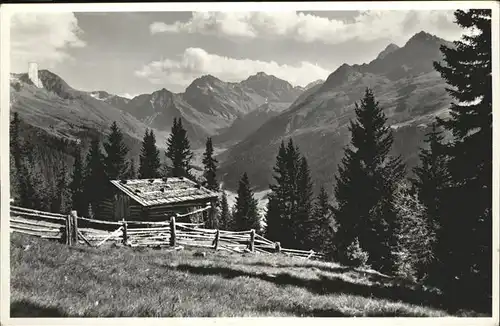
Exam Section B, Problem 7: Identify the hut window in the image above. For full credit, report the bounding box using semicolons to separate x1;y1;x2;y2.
149;179;154;183
135;189;141;194
120;179;127;184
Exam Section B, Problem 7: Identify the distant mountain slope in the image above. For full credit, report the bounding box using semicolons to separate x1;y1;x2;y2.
10;70;170;155
219;31;454;192
116;72;305;147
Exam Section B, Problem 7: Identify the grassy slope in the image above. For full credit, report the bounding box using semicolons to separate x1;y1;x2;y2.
10;233;479;318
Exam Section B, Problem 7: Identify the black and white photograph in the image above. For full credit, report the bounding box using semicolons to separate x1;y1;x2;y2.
0;1;498;322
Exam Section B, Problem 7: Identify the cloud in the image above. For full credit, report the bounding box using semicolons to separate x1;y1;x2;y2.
10;12;86;70
149;10;464;45
135;47;330;92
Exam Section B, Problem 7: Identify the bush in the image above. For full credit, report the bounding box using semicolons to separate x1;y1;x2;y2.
345;238;370;268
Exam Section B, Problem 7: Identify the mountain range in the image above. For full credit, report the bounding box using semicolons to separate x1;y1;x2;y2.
10;30;453;194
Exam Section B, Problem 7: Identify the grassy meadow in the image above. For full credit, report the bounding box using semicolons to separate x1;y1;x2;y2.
10;233;483;317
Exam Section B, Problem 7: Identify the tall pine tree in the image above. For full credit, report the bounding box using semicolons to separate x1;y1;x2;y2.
104;121;129;181
165;118;193;178
333;88;405;273
265;139;304;248
10;113;22;202
218;191;232;230
139;129;161;179
124;159;137;179
10;112;22;172
51;161;70;214
265;141;288;241
393;182;435;281
83;139;107;218
202;137;219;191
294;156;314;249
411;123;449;236
70;148;86;216
233;172;260;232
311;186;335;253
432;9;492;307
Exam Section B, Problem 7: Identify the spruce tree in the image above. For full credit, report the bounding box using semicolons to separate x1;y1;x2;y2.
16;158;40;209
393;182;435;281
294;156;314;249
411;123;449;235
311;186;334;253
233;172;260;232
10;113;22;202
165;118;193;178
70;148;86;216
51;162;70;214
139;129;161;179
202;137;219;191
265;139;303;248
432;9;492;306
265;141;288;241
83;139;107;218
10;112;22;171
104;121;129;181
218;191;232;230
333;88;405;272
124;159;137;179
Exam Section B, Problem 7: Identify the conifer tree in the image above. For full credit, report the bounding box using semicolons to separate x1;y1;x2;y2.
104;121;129;181
294;156;314;249
202;137;219;191
411;123;449;234
70;148;86;216
218;191;232;230
139;129;161;179
51;162;70;213
15;141;48;210
10;113;22;201
393;182;435;281
16;159;40;209
233;172;260;232
10;112;22;171
266;139;304;247
83;139;107;218
165;118;193;178
332;88;405;272
432;9;492;305
311;186;334;252
265;141;288;241
124;159;137;179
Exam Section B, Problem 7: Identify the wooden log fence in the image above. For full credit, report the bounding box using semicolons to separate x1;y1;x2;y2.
9;205;326;260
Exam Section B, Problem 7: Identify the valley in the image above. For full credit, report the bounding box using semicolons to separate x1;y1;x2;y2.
11;30;453;197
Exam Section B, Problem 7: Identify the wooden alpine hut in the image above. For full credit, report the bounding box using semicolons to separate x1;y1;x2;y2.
102;177;219;222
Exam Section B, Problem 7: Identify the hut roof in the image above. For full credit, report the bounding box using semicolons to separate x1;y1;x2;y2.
110;177;219;207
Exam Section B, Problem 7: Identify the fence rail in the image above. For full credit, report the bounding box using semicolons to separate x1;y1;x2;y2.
9;205;325;260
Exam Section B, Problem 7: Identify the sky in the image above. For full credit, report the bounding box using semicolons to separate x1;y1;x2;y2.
10;9;465;98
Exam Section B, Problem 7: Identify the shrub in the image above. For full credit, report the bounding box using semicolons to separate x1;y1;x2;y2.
345;238;370;269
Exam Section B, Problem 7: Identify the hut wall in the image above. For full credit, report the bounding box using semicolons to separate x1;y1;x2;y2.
138;201;212;223
113;193;131;221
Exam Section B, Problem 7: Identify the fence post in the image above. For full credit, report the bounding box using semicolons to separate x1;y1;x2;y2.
249;229;255;252
275;241;281;253
71;210;78;245
214;229;220;250
122;219;128;246
170;216;176;247
65;214;71;245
